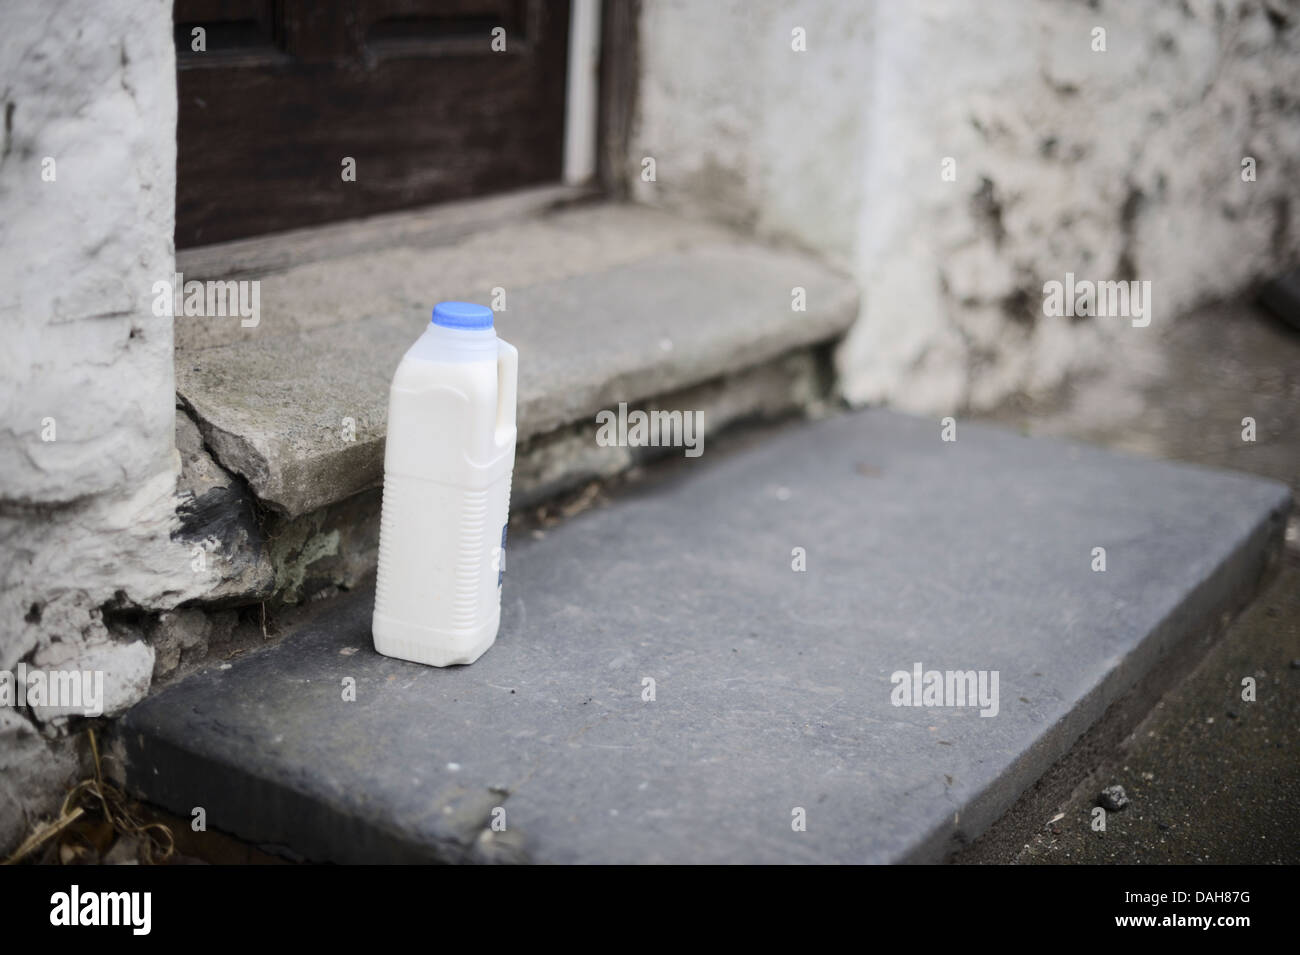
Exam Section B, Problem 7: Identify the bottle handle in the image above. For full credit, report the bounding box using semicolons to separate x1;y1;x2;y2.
495;339;518;447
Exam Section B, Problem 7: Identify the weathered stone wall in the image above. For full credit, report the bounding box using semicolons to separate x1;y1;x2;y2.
632;0;1300;413
0;0;191;853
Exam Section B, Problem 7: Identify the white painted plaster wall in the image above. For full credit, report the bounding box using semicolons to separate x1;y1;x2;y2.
632;0;1300;413
0;0;197;853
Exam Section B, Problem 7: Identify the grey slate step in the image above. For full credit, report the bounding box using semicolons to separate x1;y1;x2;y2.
116;410;1291;863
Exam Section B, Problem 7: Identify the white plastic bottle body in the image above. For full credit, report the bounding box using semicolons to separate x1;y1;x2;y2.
372;308;517;666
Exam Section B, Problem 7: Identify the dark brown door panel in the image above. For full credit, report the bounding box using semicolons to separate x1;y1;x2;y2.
174;0;570;247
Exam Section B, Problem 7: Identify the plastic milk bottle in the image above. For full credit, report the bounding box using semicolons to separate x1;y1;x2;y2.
372;302;518;666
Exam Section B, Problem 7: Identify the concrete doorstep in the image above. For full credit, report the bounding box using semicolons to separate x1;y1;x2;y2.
115;409;1291;863
175;202;859;519
166;200;858;619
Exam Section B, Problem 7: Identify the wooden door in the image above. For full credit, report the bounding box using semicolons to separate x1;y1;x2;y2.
174;0;571;247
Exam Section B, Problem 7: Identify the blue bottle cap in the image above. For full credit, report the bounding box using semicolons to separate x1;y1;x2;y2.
431;301;494;330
